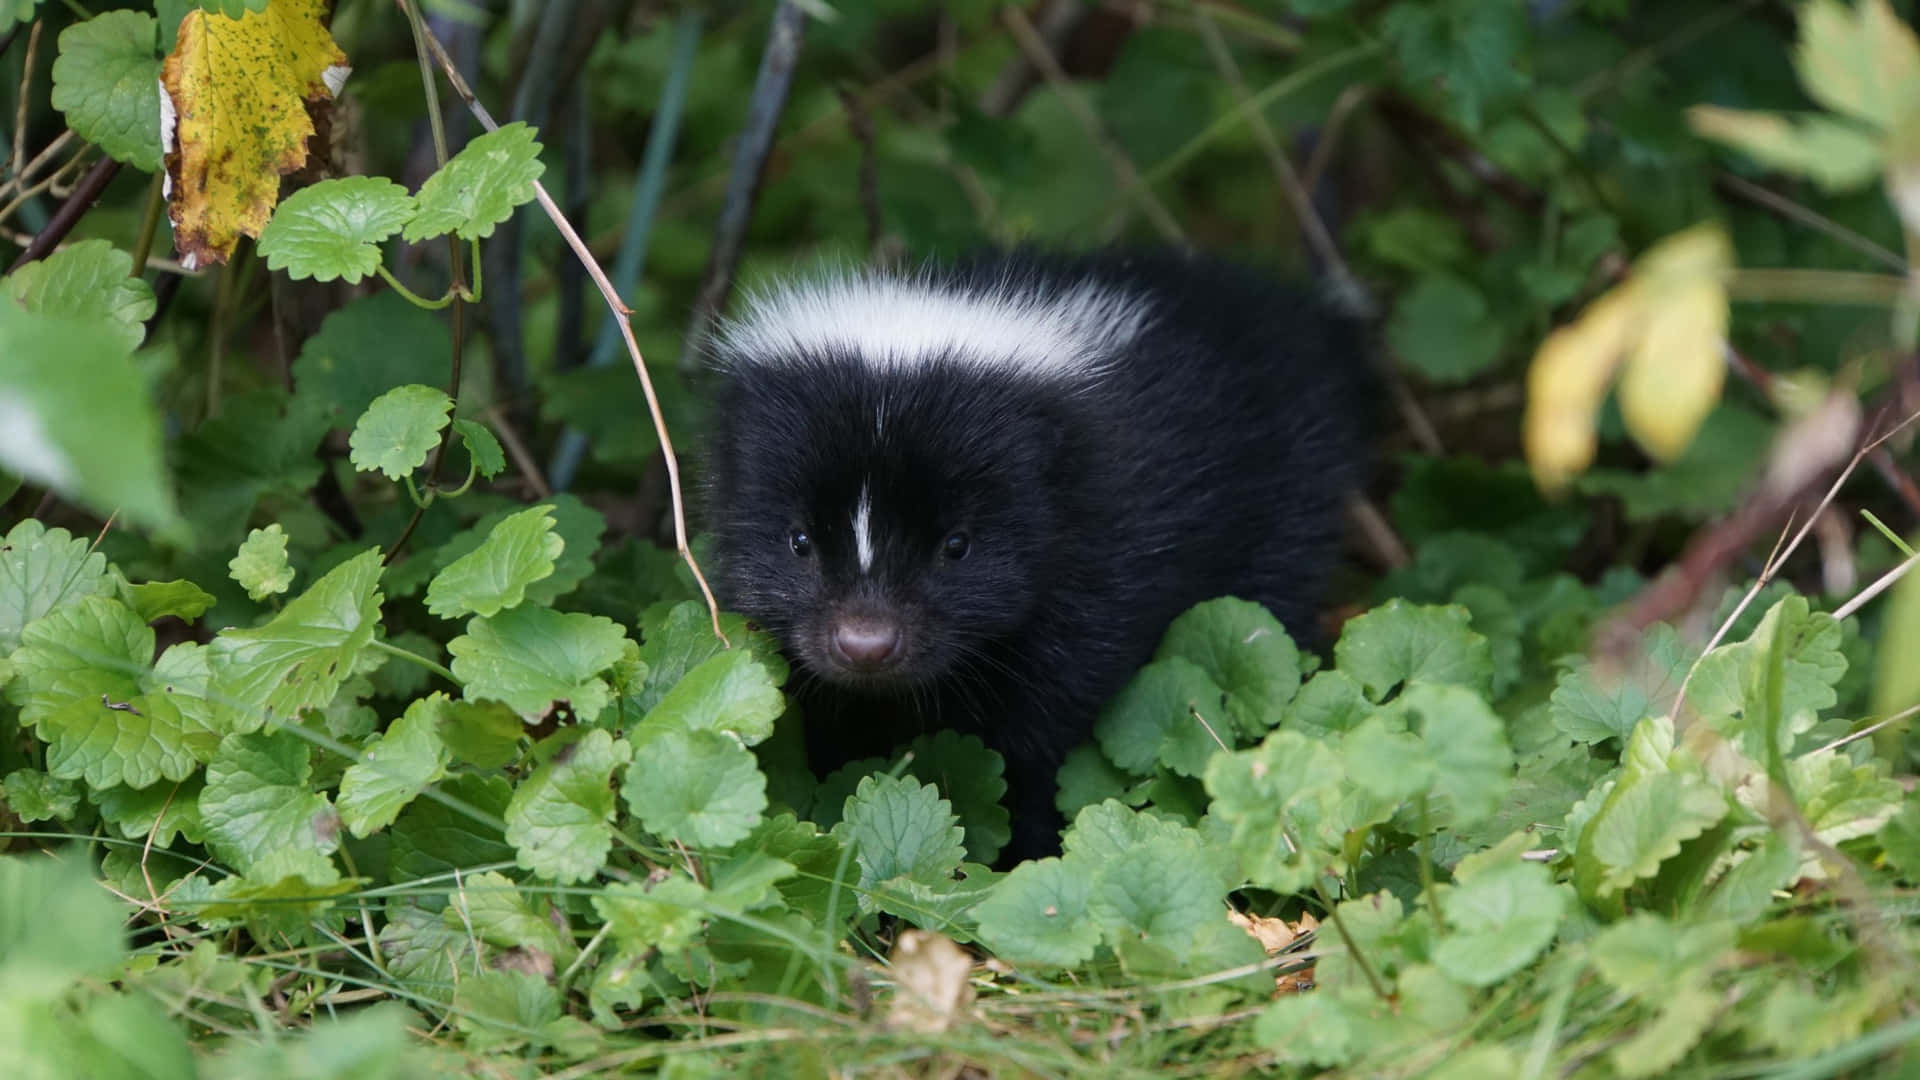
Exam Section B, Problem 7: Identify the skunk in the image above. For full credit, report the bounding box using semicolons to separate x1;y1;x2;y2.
703;250;1375;861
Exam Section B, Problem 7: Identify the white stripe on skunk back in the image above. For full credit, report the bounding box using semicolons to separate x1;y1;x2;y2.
717;270;1153;377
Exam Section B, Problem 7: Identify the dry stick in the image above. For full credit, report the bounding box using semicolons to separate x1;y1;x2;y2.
7;19;39;178
7;155;120;273
1002;4;1186;245
484;404;553;499
1726;345;1920;519
414;21;726;642
1716;172;1905;273
1300;84;1372;197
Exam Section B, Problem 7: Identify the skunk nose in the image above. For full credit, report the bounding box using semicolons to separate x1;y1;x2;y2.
830;617;903;672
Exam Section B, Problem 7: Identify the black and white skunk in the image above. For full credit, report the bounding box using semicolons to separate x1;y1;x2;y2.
703;250;1375;860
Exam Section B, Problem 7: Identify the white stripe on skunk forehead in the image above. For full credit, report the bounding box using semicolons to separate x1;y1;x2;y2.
718;272;1151;376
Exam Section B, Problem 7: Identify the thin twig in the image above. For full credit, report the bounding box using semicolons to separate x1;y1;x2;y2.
8;19;39;179
5;154;118;273
1715;172;1905;273
1002;4;1186;245
485;404;552;499
413;17;727;642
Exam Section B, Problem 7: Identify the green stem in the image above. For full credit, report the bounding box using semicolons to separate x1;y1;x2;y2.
374;263;453;309
367;638;456;684
1724;268;1910;307
440;455;478;499
402;471;431;508
465;237;483;302
1290;822;1392;1004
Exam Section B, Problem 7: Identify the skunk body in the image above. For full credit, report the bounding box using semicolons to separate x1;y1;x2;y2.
704;250;1374;859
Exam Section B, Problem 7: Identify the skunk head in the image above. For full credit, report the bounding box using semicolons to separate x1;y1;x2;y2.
704;269;1143;691
707;361;1068;691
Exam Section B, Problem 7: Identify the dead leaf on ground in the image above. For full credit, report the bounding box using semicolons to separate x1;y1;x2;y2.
1230;908;1318;994
885;929;976;1034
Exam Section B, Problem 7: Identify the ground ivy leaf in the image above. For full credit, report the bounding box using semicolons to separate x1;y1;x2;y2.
1095;657;1229;777
1550;623;1696;745
1253;991;1357;1066
388;773;513;904
1690;595;1846;760
632;600;788;713
591;876;708;955
452;418;506;479
337;693;452;837
1589;913;1734;997
2;770;81;823
404;122;546;242
199;729;340;882
1087;834;1224;954
897;730;1010;865
1204;731;1344;893
0;304;179;531
1788;750;1902;849
833;774;965;907
1334;599;1494;701
291;291;452;429
1586;770;1729;896
0;519;113;652
1400;681;1514;826
1430;845;1565;987
1612;982;1721;1079
208;547;384;726
425;493;604;608
126;579;216;623
637;647;785;746
0;851;127;1002
973;856;1100;967
444;870;572;963
258;176;416;283
438;698;524;768
625;727;767;850
92;775;206;846
228;523;294;601
1386;273;1507;384
1282;668;1380;738
504;729;631;884
50;10;163;171
11;596;214;789
1054;744;1143;819
3;239;156;351
426;505;562;619
448;606;629;722
349;384;453;480
1155;596;1304;734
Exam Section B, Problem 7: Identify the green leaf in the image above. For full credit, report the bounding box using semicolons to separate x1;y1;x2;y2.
1154;597;1303;735
0;852;126;1001
1281;669;1374;737
205;1005;421;1080
1253;991;1357;1067
972;857;1100;968
388;774;513;904
349;384;453;480
450;968;562;1052
896;730;1010;865
92;775;205;846
337;693;452;837
625;727;768;850
1612;982;1721;1079
1095;657;1229;777
208;547;384;727
1589;914;1734;997
504;729;631;884
833;774;966;903
632;600;787;713
126;579;215;623
3;239;156;351
1550;623;1696;745
404;122;546;242
0;304;178;531
1;770;80;823
1879;799;1920;879
594;873;710;955
228;524;294;601
447;606;630;722
1087;834;1224;954
199;729;340;883
1054;744;1143;819
0;519;112;653
291;292;452;428
258;177;416;283
1790;749;1902;847
1204;731;1344;892
426;492;605;607
1430;843;1565;987
1689;596;1845;759
1334;599;1494;701
438;698;524;768
452;418;506;478
1793;0;1920;132
1583;769;1728;897
425;505;563;619
1399;682;1514;827
637;647;786;746
1386;273;1508;384
50;10;163;171
443;870;572;963
11;596;217;789
1381;0;1529;130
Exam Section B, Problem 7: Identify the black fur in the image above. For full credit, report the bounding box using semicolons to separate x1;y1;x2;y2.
703;250;1375;862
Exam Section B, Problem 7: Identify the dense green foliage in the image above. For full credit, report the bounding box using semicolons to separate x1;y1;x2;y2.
5;0;1920;1076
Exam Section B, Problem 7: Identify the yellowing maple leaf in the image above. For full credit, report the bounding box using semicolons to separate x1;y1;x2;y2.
161;0;348;269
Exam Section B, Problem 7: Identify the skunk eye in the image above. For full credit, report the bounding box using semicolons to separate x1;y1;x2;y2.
789;529;812;557
941;531;971;560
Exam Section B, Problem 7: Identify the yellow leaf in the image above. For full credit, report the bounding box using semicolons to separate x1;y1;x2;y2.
1524;286;1638;493
161;0;347;269
1795;0;1920;132
1619;276;1729;462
